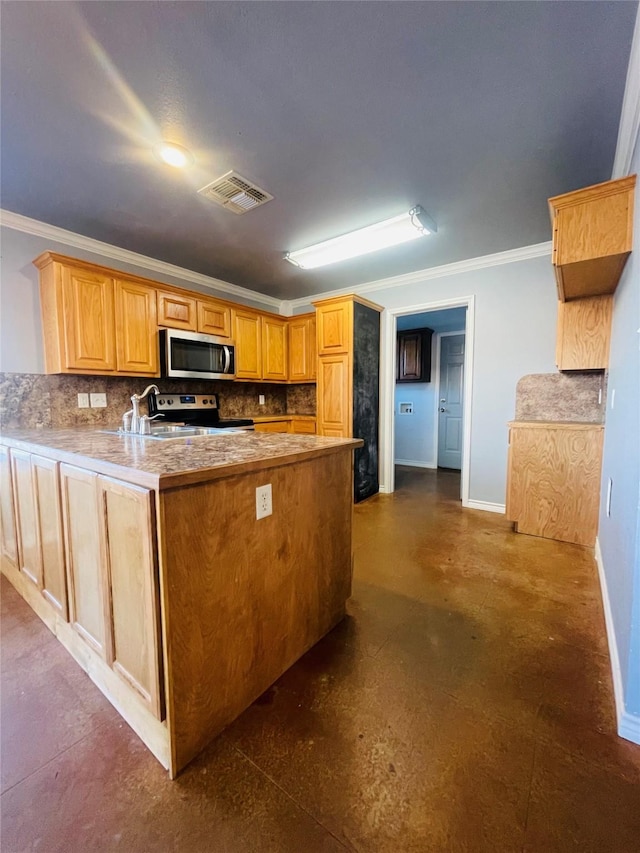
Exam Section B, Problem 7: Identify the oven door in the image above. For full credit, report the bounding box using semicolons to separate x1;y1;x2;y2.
160;329;235;379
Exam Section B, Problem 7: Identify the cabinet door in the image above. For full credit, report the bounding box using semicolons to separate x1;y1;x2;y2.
233;309;263;379
32;455;68;619
157;290;197;331
11;449;42;589
397;331;422;381
255;420;290;433
288;315;315;382
316;301;352;355
60;465;111;659
61;265;116;372
317;355;352;437
308;314;317;380
99;477;162;718
197;299;231;338
262;316;288;381
290;419;316;435
115;279;159;375
0;445;18;565
556;295;613;371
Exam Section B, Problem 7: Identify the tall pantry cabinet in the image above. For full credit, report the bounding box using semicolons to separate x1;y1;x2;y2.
314;295;382;503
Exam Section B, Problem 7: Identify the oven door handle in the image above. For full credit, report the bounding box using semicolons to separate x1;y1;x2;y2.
222;346;231;374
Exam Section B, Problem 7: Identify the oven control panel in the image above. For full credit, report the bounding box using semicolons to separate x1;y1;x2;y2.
150;394;219;411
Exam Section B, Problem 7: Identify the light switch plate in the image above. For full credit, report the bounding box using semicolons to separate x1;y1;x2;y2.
90;392;107;408
77;393;90;409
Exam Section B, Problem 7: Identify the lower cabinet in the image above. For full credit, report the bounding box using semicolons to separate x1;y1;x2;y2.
1;447;164;721
506;422;604;547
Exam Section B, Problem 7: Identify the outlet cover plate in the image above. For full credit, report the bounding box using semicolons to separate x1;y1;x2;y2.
77;393;90;409
90;393;107;408
256;484;272;520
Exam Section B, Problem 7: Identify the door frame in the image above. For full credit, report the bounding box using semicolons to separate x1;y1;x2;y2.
380;295;475;504
433;329;466;473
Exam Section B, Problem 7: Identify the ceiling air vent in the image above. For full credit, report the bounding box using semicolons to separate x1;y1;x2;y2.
197;170;274;215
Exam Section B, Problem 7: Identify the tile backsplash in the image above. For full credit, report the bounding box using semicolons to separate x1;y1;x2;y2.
1;373;316;430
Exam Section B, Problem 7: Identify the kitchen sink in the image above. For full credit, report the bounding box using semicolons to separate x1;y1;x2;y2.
100;425;247;440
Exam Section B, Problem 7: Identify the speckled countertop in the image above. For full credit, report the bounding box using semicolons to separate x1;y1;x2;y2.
0;428;361;490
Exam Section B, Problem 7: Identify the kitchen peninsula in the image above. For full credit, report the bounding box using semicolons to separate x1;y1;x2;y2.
0;429;362;777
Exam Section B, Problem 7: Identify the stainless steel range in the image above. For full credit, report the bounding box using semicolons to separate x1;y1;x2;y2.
147;393;254;431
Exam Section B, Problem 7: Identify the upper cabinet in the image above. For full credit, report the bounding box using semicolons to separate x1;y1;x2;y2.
397;328;433;383
261;316;288;381
34;252;319;384
556;295;613;371
549;175;636;301
35;253;158;377
288;313;316;383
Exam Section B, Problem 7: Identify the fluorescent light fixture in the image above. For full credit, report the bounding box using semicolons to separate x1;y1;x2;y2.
154;142;193;168
284;206;436;269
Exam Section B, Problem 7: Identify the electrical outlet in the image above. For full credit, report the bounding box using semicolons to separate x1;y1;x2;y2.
256;484;272;520
90;392;107;408
77;393;90;409
611;389;616;409
259;394;265;406
606;478;613;517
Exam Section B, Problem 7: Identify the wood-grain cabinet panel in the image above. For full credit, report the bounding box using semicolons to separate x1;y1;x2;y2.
61;265;116;372
100;477;163;718
556;295;613;371
506;423;603;547
11;449;43;589
317;301;352;355
197;300;231;338
262;316;288;381
32;455;68;618
157;291;197;330
0;445;18;565
60;464;112;659
233;309;262;380
288;314;316;382
115;279;159;375
317;354;352;437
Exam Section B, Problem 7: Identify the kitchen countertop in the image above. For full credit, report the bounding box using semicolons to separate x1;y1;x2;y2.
0;427;361;490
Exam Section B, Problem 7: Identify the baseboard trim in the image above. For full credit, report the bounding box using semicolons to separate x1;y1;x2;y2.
394;459;437;469
465;499;506;514
595;537;640;745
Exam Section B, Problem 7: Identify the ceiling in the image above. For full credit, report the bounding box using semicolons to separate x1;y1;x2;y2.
1;1;636;302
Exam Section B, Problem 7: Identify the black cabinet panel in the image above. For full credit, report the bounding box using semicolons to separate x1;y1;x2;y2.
353;303;380;503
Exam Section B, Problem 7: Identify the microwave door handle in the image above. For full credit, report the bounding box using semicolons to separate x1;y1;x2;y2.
223;346;231;373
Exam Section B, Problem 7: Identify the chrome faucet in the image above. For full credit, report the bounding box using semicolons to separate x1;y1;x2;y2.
124;384;160;433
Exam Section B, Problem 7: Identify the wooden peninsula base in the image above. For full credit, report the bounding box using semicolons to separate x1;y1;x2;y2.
1;431;360;777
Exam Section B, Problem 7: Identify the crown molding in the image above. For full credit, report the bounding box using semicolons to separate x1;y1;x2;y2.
612;4;640;178
0;209;282;312
287;241;552;311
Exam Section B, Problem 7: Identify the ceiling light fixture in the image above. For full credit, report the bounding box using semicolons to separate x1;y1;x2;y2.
284;206;436;270
154;142;193;169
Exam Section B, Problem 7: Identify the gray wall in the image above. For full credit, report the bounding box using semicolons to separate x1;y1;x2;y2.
0;226;271;374
372;254;558;505
598;135;640;723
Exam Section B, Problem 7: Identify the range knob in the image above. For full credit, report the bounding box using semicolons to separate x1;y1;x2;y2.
203;399;209;404
158;399;165;405
167;399;174;405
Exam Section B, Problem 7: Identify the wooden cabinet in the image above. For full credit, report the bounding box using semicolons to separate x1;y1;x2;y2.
8;450;68;618
556;295;613;371
99;476;162;717
44;261;117;373
288;313;316;382
290;417;316;435
233;309;289;382
157;290;197;330
262;316;288;381
397;328;433;382
314;295;381;500
61;465;111;659
233;308;263;380
11;449;42;589
0;446;18;566
35;253;159;377
549;175;636;301
254;420;290;433
115;279;158;374
506;422;604;547
197;298;231;338
317;299;351;355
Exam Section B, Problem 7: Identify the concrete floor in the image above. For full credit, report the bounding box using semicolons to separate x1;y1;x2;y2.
2;466;639;852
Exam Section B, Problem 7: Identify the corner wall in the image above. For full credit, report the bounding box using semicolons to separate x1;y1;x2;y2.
597;133;640;743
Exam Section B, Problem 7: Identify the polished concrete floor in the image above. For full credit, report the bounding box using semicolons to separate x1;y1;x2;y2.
2;466;639;852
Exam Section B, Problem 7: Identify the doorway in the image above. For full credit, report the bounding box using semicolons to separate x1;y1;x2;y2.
380;296;474;503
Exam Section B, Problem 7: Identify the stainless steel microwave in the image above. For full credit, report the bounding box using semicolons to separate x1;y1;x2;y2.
159;329;236;380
